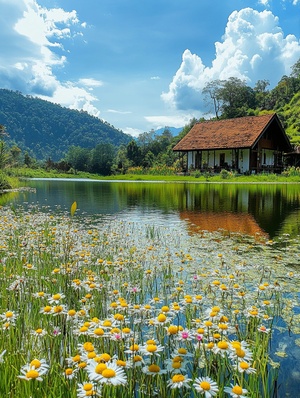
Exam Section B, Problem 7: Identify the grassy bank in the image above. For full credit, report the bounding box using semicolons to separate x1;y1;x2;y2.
5;166;300;184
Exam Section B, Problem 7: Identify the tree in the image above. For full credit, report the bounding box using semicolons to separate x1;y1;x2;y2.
202;80;223;118
291;57;300;78
254;80;270;109
0;141;10;169
126;140;141;166
65;146;90;171
10;145;22;166
90;143;115;175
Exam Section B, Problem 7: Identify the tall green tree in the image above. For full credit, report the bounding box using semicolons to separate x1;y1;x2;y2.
65;146;90;171
90;143;115;175
126;140;141;166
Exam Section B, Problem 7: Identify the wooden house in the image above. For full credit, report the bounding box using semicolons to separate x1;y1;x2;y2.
173;113;292;174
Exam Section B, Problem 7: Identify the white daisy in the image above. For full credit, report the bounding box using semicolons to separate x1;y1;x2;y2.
142;363;167;376
224;384;248;397
77;382;101;397
96;361;127;386
193;376;219;397
167;373;192;389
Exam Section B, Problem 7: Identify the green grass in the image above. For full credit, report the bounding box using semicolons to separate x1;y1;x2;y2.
6;166;300;184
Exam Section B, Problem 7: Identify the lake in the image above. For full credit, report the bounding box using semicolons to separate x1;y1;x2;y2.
2;178;300;239
1;178;300;397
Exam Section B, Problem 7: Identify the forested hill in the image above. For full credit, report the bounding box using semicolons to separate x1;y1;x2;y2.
0;89;131;161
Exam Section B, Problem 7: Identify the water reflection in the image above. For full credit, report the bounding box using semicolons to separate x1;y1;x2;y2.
2;179;300;238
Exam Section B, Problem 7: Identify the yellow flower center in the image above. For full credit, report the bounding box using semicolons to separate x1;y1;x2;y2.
148;364;160;373
116;360;126;367
178;348;187;355
35;328;43;334
236;348;245;358
94;328;105;336
129;344;139;351
161;306;169;312
240;362;250;369
200;381;211;391
172;374;185;382
80;326;88;332
95;363;107;374
133;355;142;362
232;385;243;395
65;368;73;375
68;309;76;316
54;305;63;313
102;368;116;378
26;370;39;379
30;359;41;369
87;352;96;359
52;294;61;300
172;361;181;369
83;342;94;352
100;353;111;362
146;344;157;352
114;313;124;321
217;341;229;349
157;313;167;322
83;383;93;391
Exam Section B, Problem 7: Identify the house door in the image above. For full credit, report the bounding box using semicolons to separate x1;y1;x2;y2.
195;152;201;169
250;150;258;172
220;153;225;167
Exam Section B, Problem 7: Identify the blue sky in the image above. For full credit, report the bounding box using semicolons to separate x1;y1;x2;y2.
0;0;300;137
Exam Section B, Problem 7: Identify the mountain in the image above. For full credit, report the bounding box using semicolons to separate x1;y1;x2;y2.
0;89;132;161
154;127;183;136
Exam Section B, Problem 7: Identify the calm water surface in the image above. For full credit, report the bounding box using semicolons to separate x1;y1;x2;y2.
2;178;300;239
1;179;300;396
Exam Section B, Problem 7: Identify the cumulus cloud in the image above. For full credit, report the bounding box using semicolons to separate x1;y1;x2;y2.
162;8;300;112
0;0;100;116
145;114;196;129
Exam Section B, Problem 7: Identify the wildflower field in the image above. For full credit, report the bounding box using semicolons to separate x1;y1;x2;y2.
0;202;300;397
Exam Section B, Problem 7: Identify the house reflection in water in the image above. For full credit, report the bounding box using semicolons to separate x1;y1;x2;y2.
177;183;300;239
179;211;268;238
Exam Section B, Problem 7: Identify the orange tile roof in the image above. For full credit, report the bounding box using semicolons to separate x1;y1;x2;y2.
173;113;277;151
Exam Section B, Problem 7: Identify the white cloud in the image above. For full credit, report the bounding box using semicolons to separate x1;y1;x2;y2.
122;127;143;137
162;8;300;112
144;114;196;129
0;0;100;116
107;109;132;115
78;78;103;88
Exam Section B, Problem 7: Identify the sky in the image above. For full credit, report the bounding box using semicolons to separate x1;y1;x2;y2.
0;0;300;137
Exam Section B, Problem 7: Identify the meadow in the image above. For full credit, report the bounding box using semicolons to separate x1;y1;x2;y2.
0;202;299;397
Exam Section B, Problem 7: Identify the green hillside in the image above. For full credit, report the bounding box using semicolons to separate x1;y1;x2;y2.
0;89;131;161
279;91;300;145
